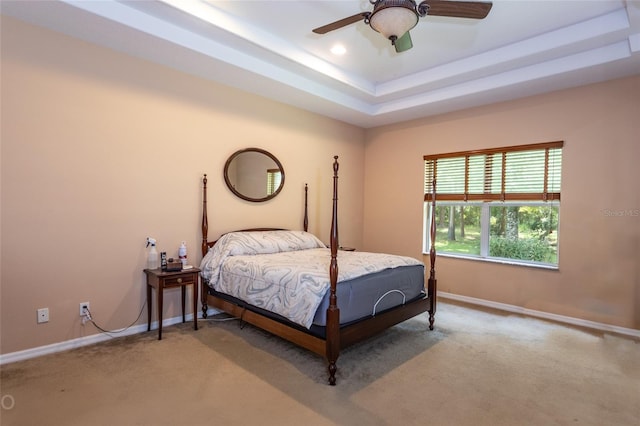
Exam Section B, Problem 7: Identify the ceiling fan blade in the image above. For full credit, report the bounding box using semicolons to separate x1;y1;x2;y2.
312;12;369;34
421;0;493;19
394;32;413;53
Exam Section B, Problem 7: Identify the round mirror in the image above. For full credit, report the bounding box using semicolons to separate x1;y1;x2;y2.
224;148;285;202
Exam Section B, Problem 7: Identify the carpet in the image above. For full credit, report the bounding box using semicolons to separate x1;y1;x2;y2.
1;301;638;426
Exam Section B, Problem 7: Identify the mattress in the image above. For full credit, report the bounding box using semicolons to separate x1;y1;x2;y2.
311;264;425;326
205;263;425;328
200;230;425;328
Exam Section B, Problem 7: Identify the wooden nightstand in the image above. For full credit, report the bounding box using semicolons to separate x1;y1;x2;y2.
144;267;200;340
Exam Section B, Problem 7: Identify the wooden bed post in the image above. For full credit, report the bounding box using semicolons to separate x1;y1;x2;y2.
428;179;437;330
201;174;209;257
326;156;340;385
303;183;309;232
201;174;210;319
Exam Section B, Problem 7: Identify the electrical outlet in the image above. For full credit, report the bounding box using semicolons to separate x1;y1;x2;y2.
79;302;90;317
37;308;49;324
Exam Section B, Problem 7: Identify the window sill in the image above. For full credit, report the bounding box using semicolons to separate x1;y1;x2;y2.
423;252;559;271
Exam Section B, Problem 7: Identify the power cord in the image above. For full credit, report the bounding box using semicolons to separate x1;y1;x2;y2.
83;303;146;337
83;304;238;337
198;312;240;322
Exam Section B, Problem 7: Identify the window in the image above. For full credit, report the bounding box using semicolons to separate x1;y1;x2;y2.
424;141;563;267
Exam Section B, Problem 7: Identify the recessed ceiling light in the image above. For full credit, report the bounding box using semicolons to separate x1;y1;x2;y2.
330;44;346;55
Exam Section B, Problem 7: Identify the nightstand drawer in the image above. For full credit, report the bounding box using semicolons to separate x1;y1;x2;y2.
164;274;195;286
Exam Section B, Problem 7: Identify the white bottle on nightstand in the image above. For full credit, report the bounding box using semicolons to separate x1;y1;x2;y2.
147;243;159;269
179;241;187;267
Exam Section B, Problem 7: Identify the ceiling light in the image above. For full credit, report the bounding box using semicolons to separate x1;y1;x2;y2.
367;0;419;44
330;44;347;55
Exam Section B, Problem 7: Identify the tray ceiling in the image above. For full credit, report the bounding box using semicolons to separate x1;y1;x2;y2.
3;0;640;128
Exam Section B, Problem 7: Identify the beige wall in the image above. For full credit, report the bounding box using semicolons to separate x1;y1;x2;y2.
363;75;640;330
2;16;638;357
0;17;365;354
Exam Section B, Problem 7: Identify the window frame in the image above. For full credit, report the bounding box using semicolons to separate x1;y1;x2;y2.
424;200;560;269
424;141;563;269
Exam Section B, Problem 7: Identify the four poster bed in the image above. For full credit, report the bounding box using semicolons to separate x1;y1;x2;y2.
199;156;437;385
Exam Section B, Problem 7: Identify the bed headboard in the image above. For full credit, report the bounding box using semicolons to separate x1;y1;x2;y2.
200;175;310;256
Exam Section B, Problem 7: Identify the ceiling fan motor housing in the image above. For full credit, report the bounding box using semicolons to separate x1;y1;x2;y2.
366;0;420;41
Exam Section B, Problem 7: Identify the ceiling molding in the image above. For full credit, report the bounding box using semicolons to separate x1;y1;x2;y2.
2;0;639;128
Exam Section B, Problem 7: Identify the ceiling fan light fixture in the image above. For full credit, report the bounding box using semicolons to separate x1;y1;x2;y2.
368;0;419;41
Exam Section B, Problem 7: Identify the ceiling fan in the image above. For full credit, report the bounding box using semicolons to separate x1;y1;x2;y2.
312;0;493;53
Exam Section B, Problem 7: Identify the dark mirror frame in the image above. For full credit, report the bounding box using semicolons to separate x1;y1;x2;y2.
223;148;285;203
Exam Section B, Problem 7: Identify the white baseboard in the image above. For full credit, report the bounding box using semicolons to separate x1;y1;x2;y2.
439;292;640;338
4;298;636;365
0;312;207;365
